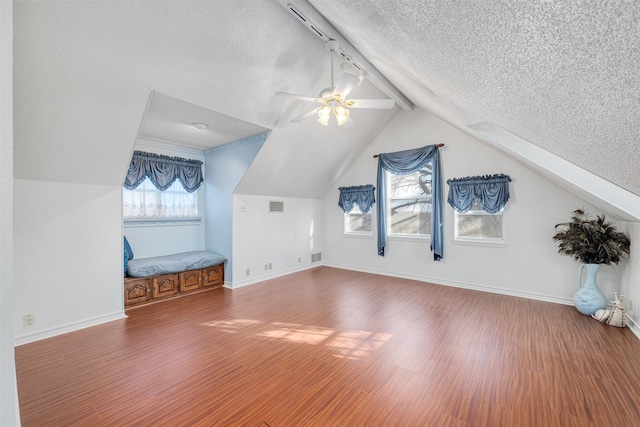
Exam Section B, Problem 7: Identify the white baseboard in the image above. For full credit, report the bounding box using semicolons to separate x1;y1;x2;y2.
17;266;636;346
626;315;640;340
323;261;575;306
227;264;321;289
324;262;640;340
14;311;127;347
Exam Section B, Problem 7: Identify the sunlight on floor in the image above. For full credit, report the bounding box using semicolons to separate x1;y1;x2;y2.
204;318;393;360
202;318;262;333
256;322;334;344
327;331;392;360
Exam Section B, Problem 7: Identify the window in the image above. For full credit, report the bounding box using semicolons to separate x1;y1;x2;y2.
386;162;432;237
123;178;198;219
454;199;505;243
344;205;372;235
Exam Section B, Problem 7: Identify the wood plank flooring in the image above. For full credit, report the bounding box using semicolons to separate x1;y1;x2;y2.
15;267;640;426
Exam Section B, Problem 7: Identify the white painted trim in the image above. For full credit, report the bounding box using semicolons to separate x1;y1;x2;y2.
323;262;574;306
137;137;206;156
206;130;271;155
227;264;320;289
14;311;127;347
451;239;508;249
124;217;202;227
626;314;640;341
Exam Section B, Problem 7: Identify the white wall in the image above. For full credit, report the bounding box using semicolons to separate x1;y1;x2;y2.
620;222;640;328
125;223;205;259
323;108;623;305
232;194;323;288
205;132;268;282
13;179;125;345
1;0;19;423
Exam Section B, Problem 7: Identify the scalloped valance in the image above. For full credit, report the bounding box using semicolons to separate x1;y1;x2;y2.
338;185;376;214
124;151;203;193
446;174;512;214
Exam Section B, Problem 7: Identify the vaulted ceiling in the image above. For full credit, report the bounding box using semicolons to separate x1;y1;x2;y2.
12;1;640;214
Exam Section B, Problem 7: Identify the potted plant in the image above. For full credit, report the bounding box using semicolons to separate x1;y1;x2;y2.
553;209;631;315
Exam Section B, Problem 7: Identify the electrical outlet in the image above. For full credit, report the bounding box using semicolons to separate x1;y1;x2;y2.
23;313;35;327
264;264;268;271
298;257;301;263
245;268;250;276
268;263;272;270
629;299;634;311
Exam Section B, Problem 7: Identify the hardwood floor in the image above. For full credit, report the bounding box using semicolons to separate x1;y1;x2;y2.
15;267;640;426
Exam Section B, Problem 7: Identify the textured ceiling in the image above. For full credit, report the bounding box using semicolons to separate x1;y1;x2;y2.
139;92;269;150
310;0;640;196
12;0;640;202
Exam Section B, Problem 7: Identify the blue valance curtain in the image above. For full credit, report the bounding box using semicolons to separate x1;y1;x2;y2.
338;185;376;213
446;174;512;213
124;151;203;193
376;145;443;261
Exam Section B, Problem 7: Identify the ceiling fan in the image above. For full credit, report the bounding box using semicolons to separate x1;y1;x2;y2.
276;40;395;127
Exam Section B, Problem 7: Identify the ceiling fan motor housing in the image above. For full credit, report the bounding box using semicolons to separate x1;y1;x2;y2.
320;87;335;100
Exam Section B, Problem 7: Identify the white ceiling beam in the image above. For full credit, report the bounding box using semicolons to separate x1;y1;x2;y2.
278;0;413;111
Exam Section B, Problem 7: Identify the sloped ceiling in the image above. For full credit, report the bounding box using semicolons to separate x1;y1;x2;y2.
13;1;640;206
138;91;269;150
308;1;640;197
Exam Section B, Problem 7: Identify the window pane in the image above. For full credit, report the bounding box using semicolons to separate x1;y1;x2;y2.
123;179;198;218
346;212;372;233
345;205;372;234
389;199;431;234
389;168;432;198
387;163;432;236
457;214;503;239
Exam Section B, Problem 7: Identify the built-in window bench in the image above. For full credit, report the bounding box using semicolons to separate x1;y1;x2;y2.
123;251;226;308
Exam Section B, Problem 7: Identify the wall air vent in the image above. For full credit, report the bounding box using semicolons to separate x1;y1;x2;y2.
287;4;329;41
269;201;284;213
311;252;322;263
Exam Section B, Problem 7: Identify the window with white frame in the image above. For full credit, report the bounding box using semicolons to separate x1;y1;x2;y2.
386;162;432;237
123;179;198;219
454;199;504;242
344;205;372;235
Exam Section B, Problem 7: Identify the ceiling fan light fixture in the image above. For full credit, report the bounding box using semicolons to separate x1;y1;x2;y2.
318;106;331;126
277;39;392;128
334;105;350;126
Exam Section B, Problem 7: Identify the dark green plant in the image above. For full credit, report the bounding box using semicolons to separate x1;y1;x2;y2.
553;209;630;265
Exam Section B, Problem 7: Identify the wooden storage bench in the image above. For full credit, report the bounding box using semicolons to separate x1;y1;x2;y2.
124;263;224;307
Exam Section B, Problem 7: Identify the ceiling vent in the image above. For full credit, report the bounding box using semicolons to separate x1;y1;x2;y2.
287;5;329;41
287;5;363;73
269;201;284;213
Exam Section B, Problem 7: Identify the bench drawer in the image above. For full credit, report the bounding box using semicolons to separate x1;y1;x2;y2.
202;264;224;288
152;273;180;299
180;270;202;292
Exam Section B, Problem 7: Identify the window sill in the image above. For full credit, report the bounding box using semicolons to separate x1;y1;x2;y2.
388;234;430;243
344;232;374;239
124;217;202;227
451;238;507;248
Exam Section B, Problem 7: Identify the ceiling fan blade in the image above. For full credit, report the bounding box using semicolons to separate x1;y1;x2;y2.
332;73;361;100
276;92;325;104
290;107;321;123
345;99;395;109
343;116;355;128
